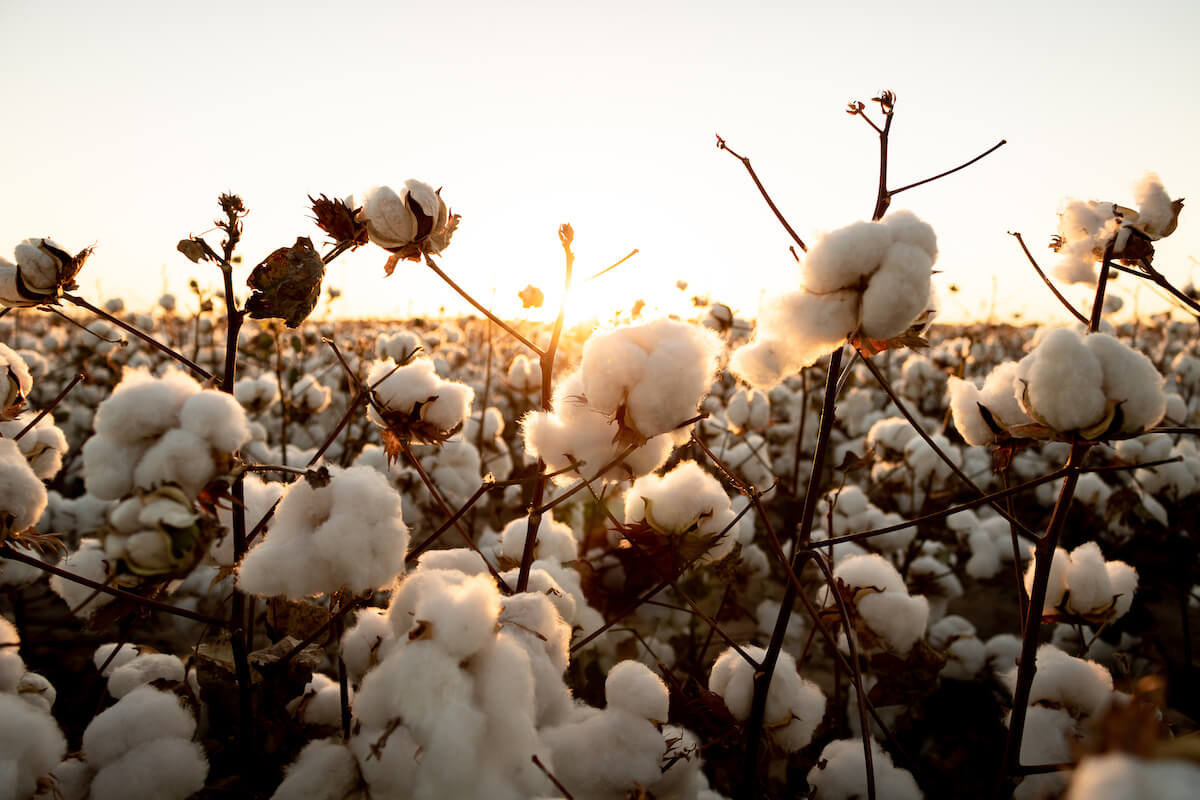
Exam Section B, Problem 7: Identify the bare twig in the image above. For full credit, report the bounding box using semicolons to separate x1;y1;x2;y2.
716;135;808;252
1008;232;1088;325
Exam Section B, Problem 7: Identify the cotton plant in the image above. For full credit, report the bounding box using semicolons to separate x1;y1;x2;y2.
949;328;1167;444
0;237;92;308
366;355;474;446
730;210;938;389
1051;174;1183;285
237;465;409;598
820;553;930;656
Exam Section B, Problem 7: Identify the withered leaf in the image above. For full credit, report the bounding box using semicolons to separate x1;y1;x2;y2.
245;237;325;328
177;239;209;264
303;466;332;489
309;194;368;247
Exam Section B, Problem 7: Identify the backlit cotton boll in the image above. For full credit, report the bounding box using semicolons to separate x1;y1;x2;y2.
623;460;740;564
367;356;474;443
237;465;409;598
0;437;48;535
356;180;458;257
1;238;90;307
710;645;826;753
1;342;33;410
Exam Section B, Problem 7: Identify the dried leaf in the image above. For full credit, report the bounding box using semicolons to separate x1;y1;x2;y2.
177;239;209;264
244;237;325;328
309;194;368;247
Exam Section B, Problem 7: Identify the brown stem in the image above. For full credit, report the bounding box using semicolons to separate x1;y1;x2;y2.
13;373;84;440
716;135;807;252
424;254;542;356
1008;232;1089;325
889;139;1007;196
62;293;213;380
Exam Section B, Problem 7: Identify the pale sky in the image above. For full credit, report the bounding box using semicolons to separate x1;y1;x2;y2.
3;0;1200;326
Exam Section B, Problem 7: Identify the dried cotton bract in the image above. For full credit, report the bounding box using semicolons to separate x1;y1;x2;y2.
731;211;937;389
237;466;409;598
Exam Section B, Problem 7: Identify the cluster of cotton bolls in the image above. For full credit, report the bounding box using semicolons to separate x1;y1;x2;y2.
237;464;410;598
820;553;929;656
0;617;68;799
523;319;720;486
950;328;1167;443
730;211;937;389
1052;174;1182;285
80;366;251;501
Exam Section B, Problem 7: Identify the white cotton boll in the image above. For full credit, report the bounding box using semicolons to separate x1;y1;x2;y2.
0;540;45;587
0;617;23;692
341;607;393;684
1106;560;1138;620
50;543;115;617
986;633;1022;674
376;329;423;362
1025;546;1069;615
966;529;1003;579
1063;542;1115;617
507;353;542;393
273;738;361;800
1053;200;1117;285
624;460;738;563
806;737;923;800
387;568;471;639
93;643;140;677
0;437;47;533
857;592;930;655
499;591;572;675
367;355;438;414
0;692;67;799
89;736;207;800
1;342;33;400
132;428;216;495
728;338;795;390
546;707;667;799
33;757;92;800
17;672;56;713
1002;645;1113;721
106;653;185;698
352;640;476;735
803;221;893;294
1014;704;1075;768
80;433;142;500
1066;752;1200;800
580;329;647;415
1083;333;1167;434
411;572;501;659
867;416;917;456
291;374;331;414
883;209;938;260
948;377;996;446
179;390;251;453
1016;328;1107;432
83;685;196;767
1133;173;1176;235
91;368;196;445
212;474;284;566
497;515;577;565
350;723;420;796
287;673;348;728
417;547;490;575
606;660;669;723
830;553;907;595
860;242;933;340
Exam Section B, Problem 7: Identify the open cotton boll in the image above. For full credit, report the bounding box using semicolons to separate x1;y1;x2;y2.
1082;333;1167;434
1016;328;1108;432
856;592;930;656
497;515;577;565
287;673;349;728
273;738;361;800
93;643;140;677
132;428;216;496
353;639;477;735
1066;752;1200;800
92;367;200;445
0;437;47;533
376;329;423;362
1002;644;1113;722
350;723;421;797
233;374;279;412
929;615;986;680
546;706;667;800
806;737;923;800
179;389;251;453
106;653;185;698
1025;545;1070;615
0;616;23;692
1;342;33;402
860;242;933;340
0;692;67;800
367;356;474;435
606;660;669;723
507;353;542;393
803;221;893;293
89;736;208;800
212;474;284;566
80;434;141;500
828;553;908;596
0;540;45;587
410;572;502;659
19;672;57;713
237;465;409;598
1053;200;1120;285
49;542;115;617
709;645;825;752
82;685;196;767
623;459;738;563
341;607;393;684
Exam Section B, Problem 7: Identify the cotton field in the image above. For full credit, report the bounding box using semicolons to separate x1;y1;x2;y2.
2;98;1200;800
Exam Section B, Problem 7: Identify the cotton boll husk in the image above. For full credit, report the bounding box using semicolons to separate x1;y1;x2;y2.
806;737;923;800
802;220;892;294
857;591;930;655
106;653;185;698
273;738;362;800
1083;333;1167;433
0;692;67;800
132;428;216;496
179;389;252;453
82;685;196;767
497;515;577;564
341;607;393;684
49;542;115;617
89;736;208;800
1;437;48;532
860;242;933;339
411;572;501;659
0;616;23;692
606;660;669;722
1065;752;1200;800
92;367;199;445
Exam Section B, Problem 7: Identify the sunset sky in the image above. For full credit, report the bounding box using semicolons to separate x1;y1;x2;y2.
3;0;1199;327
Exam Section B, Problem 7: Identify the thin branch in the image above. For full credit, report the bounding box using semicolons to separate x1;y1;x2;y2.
716;135;807;252
424;254;543;356
889;139;1007;196
585;248;639;281
13;373;84;440
1008;232;1088;325
61;293;214;379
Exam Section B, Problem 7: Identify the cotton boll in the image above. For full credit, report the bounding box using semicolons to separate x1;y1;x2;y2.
0;437;47;533
507;353;542;393
1016;328;1108;432
806;737;922;800
18;672;57;713
1132;173;1177;236
0;692;67;800
411;572;502;659
857;591;930;655
417;547;491;576
350;723;420;797
1002;645;1113;722
82;685;197;767
49;542;115;617
830;553;908;595
287;673;349;728
497;515;577;565
802;221;892;294
1065;752;1200;800
89;736;207;800
0;617;23;693
986;633;1023;675
80;433;144;501
860;242;933;340
341;607;393;684
179;390;252;453
883;209;938;260
546;706;667;800
709;644;824;750
1083;333;1167;434
106;653;185;698
132;428;216;496
212;474;284;566
1062;542;1115;617
948;377;996;446
33;757;92;800
1025;546;1070;615
93;642;140;677
273;738;361;800
92;367;199;445
606;660;669;723
352;640;476;735
1106;560;1138;620
966;529;1003;579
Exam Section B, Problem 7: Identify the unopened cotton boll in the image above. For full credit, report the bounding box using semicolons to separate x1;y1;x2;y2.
357;180;452;252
